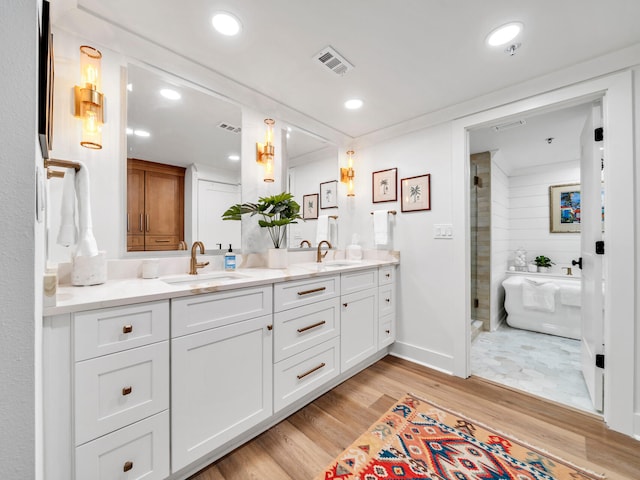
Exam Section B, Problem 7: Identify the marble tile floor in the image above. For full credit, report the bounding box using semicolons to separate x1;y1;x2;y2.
471;322;599;415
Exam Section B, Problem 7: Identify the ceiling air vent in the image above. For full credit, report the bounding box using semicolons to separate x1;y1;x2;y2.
217;122;241;134
313;46;354;76
491;119;526;132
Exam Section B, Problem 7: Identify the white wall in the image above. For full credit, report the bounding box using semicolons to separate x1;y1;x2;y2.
0;1;41;478
634;66;640;438
508;160;581;269
490;151;509;330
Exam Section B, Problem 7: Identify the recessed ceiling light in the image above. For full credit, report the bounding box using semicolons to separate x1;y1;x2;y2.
345;99;363;110
160;88;181;100
127;83;133;92
134;129;150;137
125;128;133;135
486;22;523;46
228;154;240;161
212;12;242;36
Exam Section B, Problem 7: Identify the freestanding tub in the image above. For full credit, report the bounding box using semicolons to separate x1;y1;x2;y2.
502;273;581;340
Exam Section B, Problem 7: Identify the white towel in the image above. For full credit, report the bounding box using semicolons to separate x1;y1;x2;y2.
74;161;99;257
316;215;329;245
373;210;388;245
559;284;581;307
522;278;559;312
56;167;77;247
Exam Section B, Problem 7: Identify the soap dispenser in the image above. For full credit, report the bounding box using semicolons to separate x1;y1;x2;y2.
224;244;236;271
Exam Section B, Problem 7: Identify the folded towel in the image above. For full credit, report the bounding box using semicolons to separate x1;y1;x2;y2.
56;167;77;247
373;210;388;245
74;161;99;257
522;280;559;312
316;215;329;245
560;284;581;307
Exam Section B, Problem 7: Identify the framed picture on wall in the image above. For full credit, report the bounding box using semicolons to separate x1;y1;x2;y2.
401;174;431;212
320;180;338;209
38;0;54;158
372;168;397;203
303;193;319;219
549;183;581;233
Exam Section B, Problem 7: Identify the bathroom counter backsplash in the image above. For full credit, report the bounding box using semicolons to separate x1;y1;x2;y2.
45;249;399;316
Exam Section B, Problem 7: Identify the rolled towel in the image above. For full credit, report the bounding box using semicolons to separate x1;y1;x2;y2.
74;161;99;257
560;284;581;307
56;167;77;247
316;215;329;245
522;279;559;312
373;210;388;245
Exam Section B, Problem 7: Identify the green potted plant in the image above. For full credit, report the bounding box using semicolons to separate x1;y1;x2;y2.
534;255;555;273
222;192;301;267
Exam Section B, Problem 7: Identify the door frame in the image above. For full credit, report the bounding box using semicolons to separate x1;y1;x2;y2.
451;71;634;435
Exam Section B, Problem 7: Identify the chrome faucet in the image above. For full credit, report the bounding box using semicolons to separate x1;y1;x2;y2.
299;239;312;248
189;241;210;275
316;240;332;263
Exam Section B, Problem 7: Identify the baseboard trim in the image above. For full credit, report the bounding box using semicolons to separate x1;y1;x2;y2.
389;341;454;374
634;412;640;441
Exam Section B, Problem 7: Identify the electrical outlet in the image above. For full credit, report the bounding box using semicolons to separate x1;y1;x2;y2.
434;224;453;239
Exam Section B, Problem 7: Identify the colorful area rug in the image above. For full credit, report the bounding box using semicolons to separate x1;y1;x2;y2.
316;393;604;480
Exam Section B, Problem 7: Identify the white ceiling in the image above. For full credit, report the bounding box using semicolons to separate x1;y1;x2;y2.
67;0;640;139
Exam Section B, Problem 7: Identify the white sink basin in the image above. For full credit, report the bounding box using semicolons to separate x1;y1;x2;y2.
323;260;362;267
162;271;250;286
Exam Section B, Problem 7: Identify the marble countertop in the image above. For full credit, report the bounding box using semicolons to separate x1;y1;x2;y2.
45;258;398;316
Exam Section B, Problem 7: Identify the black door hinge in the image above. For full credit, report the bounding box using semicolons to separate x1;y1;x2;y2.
594;127;604;142
473;176;480;187
473;298;479;308
596;354;605;369
595;241;605;255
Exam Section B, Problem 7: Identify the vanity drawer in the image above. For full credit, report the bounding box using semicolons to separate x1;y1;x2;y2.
378;284;395;317
273;337;340;412
378;265;395;285
379;313;395;349
274;275;340;312
75;342;169;445
274;297;340;362
341;268;378;294
171;285;272;337
74;301;169;361
75;410;169;480
145;235;180;250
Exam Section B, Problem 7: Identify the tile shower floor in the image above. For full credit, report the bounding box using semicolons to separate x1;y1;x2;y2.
471;323;599;415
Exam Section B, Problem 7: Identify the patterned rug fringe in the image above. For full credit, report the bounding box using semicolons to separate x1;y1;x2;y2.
409;392;606;480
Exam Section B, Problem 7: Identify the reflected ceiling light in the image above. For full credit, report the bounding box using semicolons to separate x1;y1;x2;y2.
126;128;133;135
212;12;242;36
127;83;133;92
74;45;104;149
256;119;275;182
486;22;523;46
134;129;150;137
160;88;181;100
228;154;240;161
344;99;363;110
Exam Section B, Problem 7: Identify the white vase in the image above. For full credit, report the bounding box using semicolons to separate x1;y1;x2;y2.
537;266;550;273
267;248;288;269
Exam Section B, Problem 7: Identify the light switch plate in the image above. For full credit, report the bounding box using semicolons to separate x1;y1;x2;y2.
434;224;453;239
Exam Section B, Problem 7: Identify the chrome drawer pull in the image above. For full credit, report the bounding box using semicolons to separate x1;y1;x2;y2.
297;286;326;296
122;386;132;396
122;325;133;334
297;320;326;333
123;461;133;472
297;362;326;380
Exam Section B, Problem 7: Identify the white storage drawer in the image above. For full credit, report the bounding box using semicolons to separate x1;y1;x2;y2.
378;284;395;317
341;268;378;294
379;313;395;349
274;337;340;412
274;297;340;362
379;265;395;285
75;341;169;446
274;275;339;312
75;410;169;480
171;285;272;337
74;301;169;361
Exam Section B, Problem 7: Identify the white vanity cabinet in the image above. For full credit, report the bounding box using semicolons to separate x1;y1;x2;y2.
378;265;397;348
170;286;273;473
44;300;170;480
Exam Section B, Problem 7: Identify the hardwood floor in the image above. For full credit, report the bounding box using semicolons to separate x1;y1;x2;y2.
190;355;640;480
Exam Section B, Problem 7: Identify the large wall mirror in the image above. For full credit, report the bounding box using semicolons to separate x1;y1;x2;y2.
126;64;242;254
285;129;338;248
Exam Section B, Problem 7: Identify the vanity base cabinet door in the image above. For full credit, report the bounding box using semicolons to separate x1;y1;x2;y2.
340;288;378;372
379;313;396;349
75;410;169;480
171;315;273;472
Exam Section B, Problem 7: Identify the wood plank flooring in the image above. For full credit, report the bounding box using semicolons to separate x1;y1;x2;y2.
189;355;640;480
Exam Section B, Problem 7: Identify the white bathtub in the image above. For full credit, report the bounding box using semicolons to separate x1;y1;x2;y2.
502;273;581;340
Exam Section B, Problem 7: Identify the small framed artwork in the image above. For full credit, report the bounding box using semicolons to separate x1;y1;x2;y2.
372;168;397;203
549;183;581;233
401;174;431;212
303;193;319;219
320;180;338;209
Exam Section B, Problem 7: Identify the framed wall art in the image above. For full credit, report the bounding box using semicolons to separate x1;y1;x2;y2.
303;193;319;219
320;180;338;209
549;183;581;233
401;174;431;212
372;168;397;203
